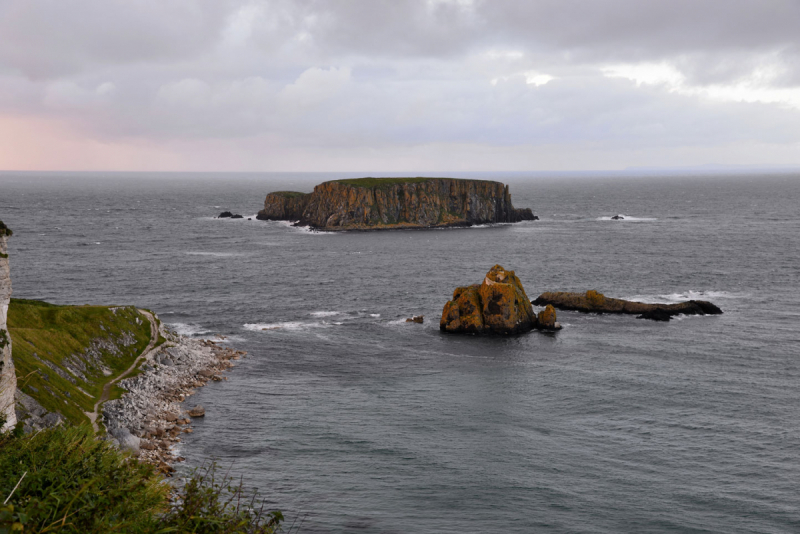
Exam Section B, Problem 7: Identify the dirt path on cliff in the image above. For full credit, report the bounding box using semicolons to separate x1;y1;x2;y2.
86;309;159;433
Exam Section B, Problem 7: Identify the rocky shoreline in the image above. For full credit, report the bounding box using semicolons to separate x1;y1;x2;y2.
102;320;246;475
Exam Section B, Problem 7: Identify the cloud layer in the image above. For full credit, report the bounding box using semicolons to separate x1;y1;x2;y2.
2;0;800;171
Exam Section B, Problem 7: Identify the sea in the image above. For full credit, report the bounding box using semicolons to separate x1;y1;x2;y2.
1;170;799;533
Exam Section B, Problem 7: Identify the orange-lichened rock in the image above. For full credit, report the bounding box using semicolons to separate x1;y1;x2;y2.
440;265;537;335
537;304;558;330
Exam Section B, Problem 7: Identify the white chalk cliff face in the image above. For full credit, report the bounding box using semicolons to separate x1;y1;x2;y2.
0;227;17;430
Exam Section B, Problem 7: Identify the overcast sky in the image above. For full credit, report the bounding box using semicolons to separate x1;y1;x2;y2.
1;0;800;172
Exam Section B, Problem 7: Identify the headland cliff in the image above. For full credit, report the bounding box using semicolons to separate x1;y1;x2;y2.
0;221;17;430
256;177;535;230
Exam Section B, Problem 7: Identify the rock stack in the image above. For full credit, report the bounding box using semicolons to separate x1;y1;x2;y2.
440;265;546;335
0;221;17;430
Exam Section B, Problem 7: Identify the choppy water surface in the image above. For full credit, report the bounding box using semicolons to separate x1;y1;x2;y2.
2;171;799;533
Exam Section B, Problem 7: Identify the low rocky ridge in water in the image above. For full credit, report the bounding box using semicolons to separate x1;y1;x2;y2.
256;177;536;230
533;290;723;321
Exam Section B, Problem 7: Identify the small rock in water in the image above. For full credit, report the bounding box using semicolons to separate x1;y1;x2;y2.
230;214;244;219
536;305;562;331
638;309;673;321
188;405;205;417
406;315;424;324
218;211;233;218
611;214;624;220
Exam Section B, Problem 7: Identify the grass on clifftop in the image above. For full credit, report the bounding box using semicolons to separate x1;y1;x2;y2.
0;220;11;237
269;191;308;198
332;177;491;189
8;299;152;426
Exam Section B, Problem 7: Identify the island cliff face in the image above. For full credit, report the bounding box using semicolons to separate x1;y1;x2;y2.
0;222;17;430
257;178;535;230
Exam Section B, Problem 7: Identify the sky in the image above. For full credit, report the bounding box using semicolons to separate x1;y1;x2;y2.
1;0;800;172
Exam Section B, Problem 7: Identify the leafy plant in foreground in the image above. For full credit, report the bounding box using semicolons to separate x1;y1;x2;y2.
162;461;283;534
0;425;284;533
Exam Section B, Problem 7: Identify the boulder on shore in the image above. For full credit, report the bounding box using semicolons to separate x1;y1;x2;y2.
188;405;205;417
532;290;722;321
440;265;538;335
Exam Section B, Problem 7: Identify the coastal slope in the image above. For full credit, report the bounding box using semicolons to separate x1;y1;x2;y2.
257;177;535;230
8;298;153;430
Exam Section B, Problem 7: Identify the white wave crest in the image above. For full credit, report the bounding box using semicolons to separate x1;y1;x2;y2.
272;220;334;235
625;290;746;304
185;251;244;257
310;311;341;317
169;322;214;337
243;320;339;332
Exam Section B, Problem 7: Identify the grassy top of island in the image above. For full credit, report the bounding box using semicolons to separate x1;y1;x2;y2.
8;298;154;426
0;220;11;237
270;191;308;198
331;177;500;189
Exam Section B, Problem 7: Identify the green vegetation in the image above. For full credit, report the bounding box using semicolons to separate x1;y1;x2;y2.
8;299;151;426
333;177;435;189
0;221;11;238
269;191;307;198
332;176;492;189
0;425;283;533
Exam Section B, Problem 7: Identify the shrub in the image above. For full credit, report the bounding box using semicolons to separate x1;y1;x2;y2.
0;425;167;533
0;425;283;533
0;221;10;238
162;461;283;533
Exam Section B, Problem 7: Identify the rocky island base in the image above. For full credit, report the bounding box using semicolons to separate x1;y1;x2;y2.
257;177;536;231
532;290;722;321
102;323;246;473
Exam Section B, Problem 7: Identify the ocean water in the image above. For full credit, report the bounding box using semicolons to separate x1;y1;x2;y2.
2;171;799;533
